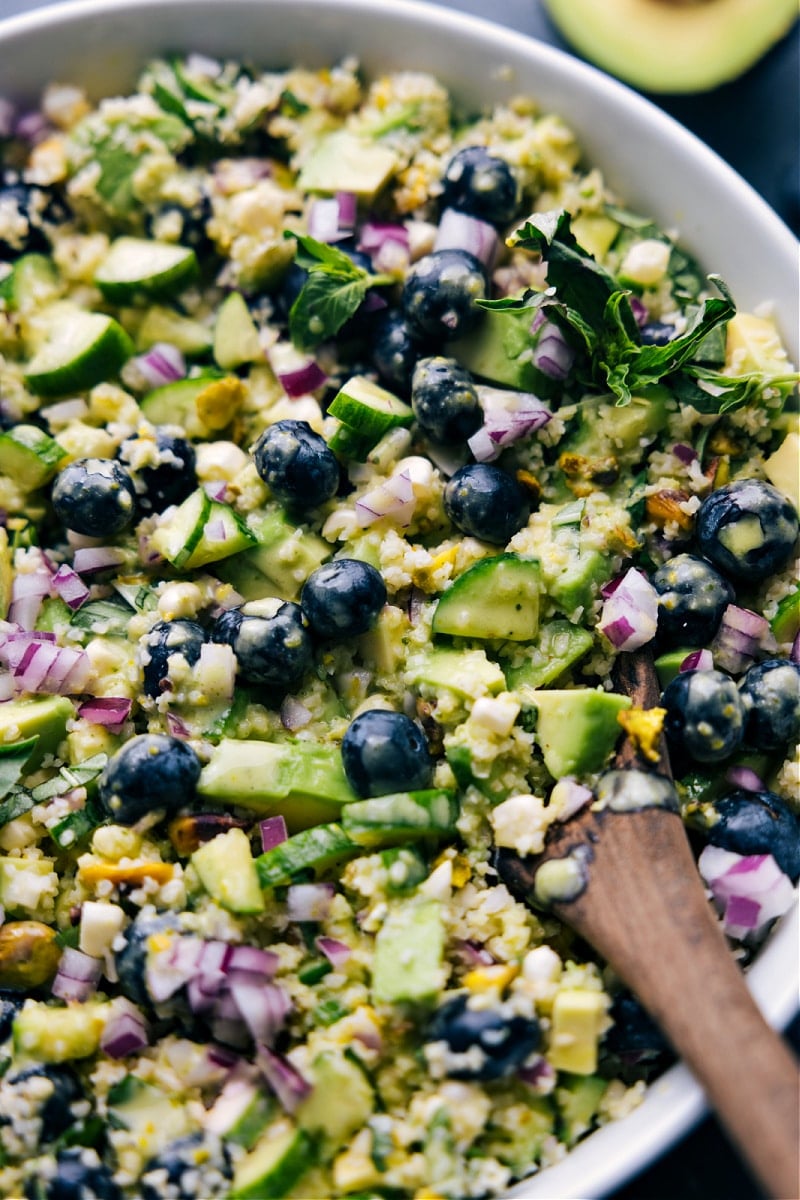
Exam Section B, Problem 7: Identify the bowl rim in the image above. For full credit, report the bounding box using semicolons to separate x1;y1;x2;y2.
0;2;797;1197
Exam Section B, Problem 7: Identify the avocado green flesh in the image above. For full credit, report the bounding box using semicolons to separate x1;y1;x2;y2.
532;689;631;778
542;0;799;93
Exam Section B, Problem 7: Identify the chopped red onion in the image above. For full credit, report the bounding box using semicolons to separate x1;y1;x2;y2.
227;944;279;980
698;845;796;940
315;936;352;968
77;696;132;731
256;1045;312;1112
711;604;770;674
100;1002;149;1059
166;711;191;739
307;192;357;243
434;208;498;270
280;695;313;732
260;815;288;853
517;1055;556;1090
335;191;357;231
72;546;127;576
147;935;205;1003
532;320;575;381
725;765;765;793
52;947;102;1002
553;777;594;822
205;1071;262;1135
629;296;649;327
286;882;335;923
14;109;50;143
277;360;327;398
792;633;800;665
598;567;658;650
203;517;228;544
204;480;229;502
600;575;623;599
468;386;552;463
358;220;409;255
0;673;14;702
132;343;186;389
51;563;90;611
454;939;495;968
680;648;713;673
355;467;416;528
230;980;292;1045
672;443;698;466
8;567;52;630
0;636;92;696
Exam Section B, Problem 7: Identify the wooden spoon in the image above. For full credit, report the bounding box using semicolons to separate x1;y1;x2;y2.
497;647;799;1199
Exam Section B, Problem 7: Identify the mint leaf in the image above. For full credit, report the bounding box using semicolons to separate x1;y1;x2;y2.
286;233;387;351
0;736;38;802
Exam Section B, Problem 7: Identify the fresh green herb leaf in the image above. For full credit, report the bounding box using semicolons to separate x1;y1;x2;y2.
286;233;390;351
670;366;800;415
0;737;38;801
50;799;105;850
0;790;34;827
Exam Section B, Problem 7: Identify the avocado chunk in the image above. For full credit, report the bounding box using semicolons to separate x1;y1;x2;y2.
372;899;445;1005
505;619;594;692
654;648;695;688
409;647;506;701
0;696;73;768
531;688;631;778
450;304;558;396
297;1049;374;1151
13;999;108;1062
555;1073;609;1146
432;555;541;641
298;129;399;201
107;1074;191;1150
213;291;264;370
191;827;265;914
764;431;800;511
541;0;798;93
230;1126;313;1200
199;739;357;830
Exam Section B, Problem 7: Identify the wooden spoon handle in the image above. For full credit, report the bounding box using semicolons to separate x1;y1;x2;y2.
558;805;799;1200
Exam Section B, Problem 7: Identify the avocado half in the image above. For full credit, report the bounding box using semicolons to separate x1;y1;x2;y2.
542;0;799;93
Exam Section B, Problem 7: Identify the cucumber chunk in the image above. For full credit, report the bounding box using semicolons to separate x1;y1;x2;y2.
341;789;458;846
230;1126;313;1200
504;620;594;692
432;554;541;641
139;371;224;438
24;308;133;396
328;375;414;441
255;823;359;889
136;304;214;356
213;291;263;369
95;236;199;301
151;489;256;569
0;424;68;489
191;827;265;914
0;253;62;312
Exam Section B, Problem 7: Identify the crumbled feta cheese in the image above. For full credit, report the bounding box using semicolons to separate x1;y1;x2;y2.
489;793;551;857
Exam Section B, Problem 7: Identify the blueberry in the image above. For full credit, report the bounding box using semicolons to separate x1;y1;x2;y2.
274;262;308;320
662;668;746;763
140;619;206;699
443;463;530;544
99;734;201;825
695;479;798;582
211;600;313;690
411;356;482;444
370;309;420;395
51;458;137;538
639;322;676;346
119;429;197;514
604;992;670;1058
402;249;486;343
425;993;540;1080
0;990;23;1040
115;911;181;1007
144;195;213;253
341;709;433;798
8;1065;82;1140
440;146;520;227
301;558;386;640
253;419;340;512
739;659;800;750
653;553;734;648
26;1149;121;1200
140;1133;231;1200
709;790;800;882
0;181;68;259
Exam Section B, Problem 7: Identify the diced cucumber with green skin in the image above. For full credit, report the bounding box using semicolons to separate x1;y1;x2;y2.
298;958;332;985
0;253;62;312
450;304;560;397
432;555;541;642
136;304;214;356
13;1000;108;1063
255;823;359;889
108;1074;191;1146
49;799;105;851
542;518;614;616
199;738;357;831
205;1077;275;1149
555;1074;609;1148
341;790;458;847
0;424;68;489
408;648;506;701
94;237;199;302
326;421;375;462
372;900;445;1005
298;129;399;200
771;586;800;644
445;744;510;801
505;620;595;692
0;696;73;769
381;845;428;895
151;489;257;570
214;291;263;369
297;1050;374;1150
531;689;631;779
139;371;224;437
654;648;695;687
36;596;73;633
191;827;266;914
24;309;133;396
328;375;414;442
218;509;331;602
230;1126;313;1200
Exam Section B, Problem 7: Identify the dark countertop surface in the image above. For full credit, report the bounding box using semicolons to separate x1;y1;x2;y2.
0;1;798;1197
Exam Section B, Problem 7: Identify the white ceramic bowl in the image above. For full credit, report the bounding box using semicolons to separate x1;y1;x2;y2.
1;2;797;1196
